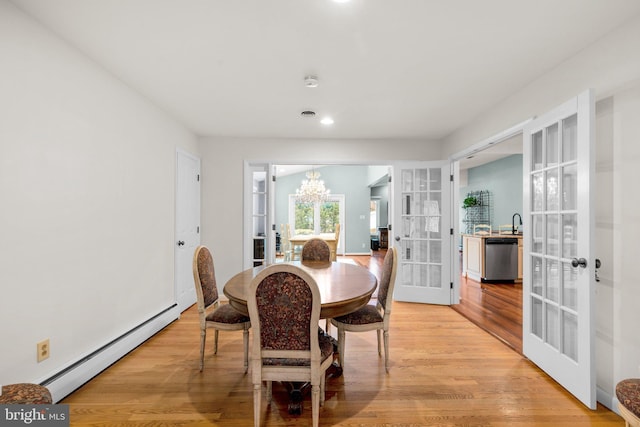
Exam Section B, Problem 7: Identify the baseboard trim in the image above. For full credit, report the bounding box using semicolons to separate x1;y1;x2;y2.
40;304;180;403
597;386;618;413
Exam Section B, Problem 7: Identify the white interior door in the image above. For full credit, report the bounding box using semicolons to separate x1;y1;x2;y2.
175;149;201;312
392;161;451;304
522;90;595;409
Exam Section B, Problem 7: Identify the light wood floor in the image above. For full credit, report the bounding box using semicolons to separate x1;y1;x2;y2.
61;253;623;426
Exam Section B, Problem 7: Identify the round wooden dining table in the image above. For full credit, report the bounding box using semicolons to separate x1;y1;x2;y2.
223;260;378;319
223;260;378;415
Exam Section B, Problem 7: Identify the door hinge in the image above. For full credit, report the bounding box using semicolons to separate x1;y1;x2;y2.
388;224;392;231
450;282;453;289
272;175;276;182
197;226;200;234
197;174;200;182
450;174;454;182
272;224;276;231
450;228;454;235
388;175;392;183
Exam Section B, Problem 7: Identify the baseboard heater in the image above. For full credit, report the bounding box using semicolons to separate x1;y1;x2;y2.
40;304;180;403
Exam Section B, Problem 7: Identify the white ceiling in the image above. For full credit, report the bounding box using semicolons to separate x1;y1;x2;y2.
11;0;640;141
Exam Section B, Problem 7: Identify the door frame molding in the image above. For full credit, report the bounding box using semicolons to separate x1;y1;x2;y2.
448;118;532;303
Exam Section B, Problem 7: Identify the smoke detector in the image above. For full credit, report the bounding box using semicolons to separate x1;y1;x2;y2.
304;75;319;88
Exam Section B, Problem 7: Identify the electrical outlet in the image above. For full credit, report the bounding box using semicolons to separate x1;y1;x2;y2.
37;339;50;362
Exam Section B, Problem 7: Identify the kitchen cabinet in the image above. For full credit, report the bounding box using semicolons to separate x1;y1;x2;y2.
462;235;484;282
517;238;523;282
462;233;523;282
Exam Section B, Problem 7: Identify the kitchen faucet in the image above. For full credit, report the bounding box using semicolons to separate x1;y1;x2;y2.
512;213;522;235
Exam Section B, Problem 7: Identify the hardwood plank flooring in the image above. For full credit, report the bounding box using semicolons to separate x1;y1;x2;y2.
60;252;621;426
451;276;523;354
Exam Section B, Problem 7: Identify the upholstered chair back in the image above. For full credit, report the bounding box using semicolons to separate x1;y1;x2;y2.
301;238;331;262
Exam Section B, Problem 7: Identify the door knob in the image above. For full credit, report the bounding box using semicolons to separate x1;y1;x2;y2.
395;236;401;242
177;240;185;246
571;257;587;268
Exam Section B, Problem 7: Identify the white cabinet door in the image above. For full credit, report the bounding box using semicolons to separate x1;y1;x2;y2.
522;90;595;409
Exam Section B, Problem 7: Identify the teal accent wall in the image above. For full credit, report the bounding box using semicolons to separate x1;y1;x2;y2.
461;154;523;231
276;165;383;253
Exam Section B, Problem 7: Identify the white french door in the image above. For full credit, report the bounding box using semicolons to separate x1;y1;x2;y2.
522;90;595;409
392;161;451;304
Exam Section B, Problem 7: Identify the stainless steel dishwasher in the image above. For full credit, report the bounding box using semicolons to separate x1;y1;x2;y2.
483;237;518;282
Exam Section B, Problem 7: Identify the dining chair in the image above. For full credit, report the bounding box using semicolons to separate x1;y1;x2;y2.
247;264;334;427
301;238;331;262
330;246;398;373
617;378;640;427
193;245;251;373
281;224;293;261
329;223;340;261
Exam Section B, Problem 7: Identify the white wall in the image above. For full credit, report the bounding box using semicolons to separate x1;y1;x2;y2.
441;14;640;409
0;1;198;388
198;137;440;287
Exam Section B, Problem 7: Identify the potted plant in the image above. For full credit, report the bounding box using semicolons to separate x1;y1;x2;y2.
463;196;478;209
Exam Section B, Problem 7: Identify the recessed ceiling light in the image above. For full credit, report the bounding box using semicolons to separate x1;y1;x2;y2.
333;0;350;3
321;117;334;125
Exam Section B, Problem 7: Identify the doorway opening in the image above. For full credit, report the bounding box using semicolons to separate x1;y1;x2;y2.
450;124;526;353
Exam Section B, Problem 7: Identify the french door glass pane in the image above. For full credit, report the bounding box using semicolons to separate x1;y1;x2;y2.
546;259;559;303
563;311;578;362
402;170;413;191
414;264;428;287
547;123;559;166
430;169;442;190
416;169;428;190
532;130;544;170
294;202;314;234
532;172;544;211
547;214;559;257
429;240;442;263
562;164;577;210
415;241;428;262
532;215;543;253
563;262;578;311
562;114;578;162
562;214;577;259
532;256;543;296
547;169;559;211
546;304;559;350
429;265;442;289
319;201;339;233
532;297;543;339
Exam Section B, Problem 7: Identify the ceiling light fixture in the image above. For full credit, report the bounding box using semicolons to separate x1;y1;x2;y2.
295;170;330;204
320;117;334;125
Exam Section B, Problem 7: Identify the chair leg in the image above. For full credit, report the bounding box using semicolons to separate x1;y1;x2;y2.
325;318;331;335
337;328;346;368
383;329;390;373
199;329;206;372
376;329;382;356
311;384;320;427
214;329;219;354
320;372;326;406
253;383;261;427
243;328;249;374
266;381;272;403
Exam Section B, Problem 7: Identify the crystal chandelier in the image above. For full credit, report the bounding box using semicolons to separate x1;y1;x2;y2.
295;170;330;204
